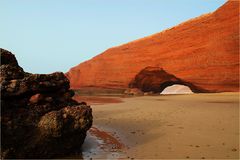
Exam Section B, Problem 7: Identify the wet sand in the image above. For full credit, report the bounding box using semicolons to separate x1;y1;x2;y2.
73;95;123;105
82;93;239;159
81;127;125;159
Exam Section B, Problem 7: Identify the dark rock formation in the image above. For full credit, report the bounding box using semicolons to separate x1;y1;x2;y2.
129;66;206;93
0;48;93;158
124;88;144;96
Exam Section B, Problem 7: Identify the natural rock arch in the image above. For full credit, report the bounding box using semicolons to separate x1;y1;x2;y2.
129;66;207;93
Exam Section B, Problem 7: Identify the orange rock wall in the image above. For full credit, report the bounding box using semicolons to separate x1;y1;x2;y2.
66;1;239;92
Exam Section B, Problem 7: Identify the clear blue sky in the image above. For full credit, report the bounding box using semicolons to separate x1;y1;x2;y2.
0;0;226;74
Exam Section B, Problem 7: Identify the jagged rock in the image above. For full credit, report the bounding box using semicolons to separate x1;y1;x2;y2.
0;48;18;65
0;65;24;82
129;67;205;93
1;72;70;98
0;49;24;82
29;93;44;104
124;88;144;96
1;48;93;158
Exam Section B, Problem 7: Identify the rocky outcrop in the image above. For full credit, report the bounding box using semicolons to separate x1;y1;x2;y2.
129;67;205;93
124;88;144;96
1;48;93;158
66;1;239;92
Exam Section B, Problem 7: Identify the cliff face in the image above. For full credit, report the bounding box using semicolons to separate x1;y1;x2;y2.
67;1;239;92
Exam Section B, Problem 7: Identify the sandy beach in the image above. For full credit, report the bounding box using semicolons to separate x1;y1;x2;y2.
80;93;239;159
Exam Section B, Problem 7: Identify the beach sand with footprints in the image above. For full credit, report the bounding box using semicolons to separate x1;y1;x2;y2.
76;92;239;159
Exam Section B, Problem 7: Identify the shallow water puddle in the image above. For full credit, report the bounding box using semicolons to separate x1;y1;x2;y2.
82;127;126;159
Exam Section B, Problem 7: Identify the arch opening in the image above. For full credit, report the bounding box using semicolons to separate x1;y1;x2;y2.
160;84;193;94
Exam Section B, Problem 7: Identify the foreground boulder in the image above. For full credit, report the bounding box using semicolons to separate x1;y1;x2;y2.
1;48;93;158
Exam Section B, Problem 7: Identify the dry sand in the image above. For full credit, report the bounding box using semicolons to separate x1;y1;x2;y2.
81;93;239;159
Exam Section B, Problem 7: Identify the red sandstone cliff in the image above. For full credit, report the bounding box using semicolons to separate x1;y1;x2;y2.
66;1;239;92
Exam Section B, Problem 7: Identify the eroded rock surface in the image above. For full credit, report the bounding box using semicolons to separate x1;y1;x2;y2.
1;48;93;158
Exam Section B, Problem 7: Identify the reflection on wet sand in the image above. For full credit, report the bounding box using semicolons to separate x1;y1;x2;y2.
82;127;126;159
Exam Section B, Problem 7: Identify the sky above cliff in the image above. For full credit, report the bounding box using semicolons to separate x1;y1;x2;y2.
0;0;226;74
